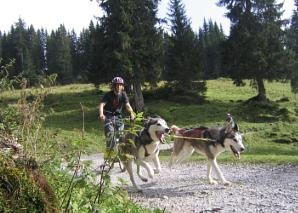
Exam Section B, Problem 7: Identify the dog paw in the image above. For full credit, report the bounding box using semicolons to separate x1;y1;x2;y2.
223;181;232;186
140;177;148;182
209;179;218;185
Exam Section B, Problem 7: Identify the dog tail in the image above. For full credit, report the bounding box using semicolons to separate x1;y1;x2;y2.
170;125;180;135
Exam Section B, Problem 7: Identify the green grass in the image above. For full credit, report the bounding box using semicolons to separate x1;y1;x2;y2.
143;79;298;164
1;79;297;164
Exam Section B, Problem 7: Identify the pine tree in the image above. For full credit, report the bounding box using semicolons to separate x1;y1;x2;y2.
9;19;28;78
47;25;73;84
287;0;298;93
0;19;50;85
198;19;226;79
25;25;45;85
99;0;163;111
0;34;14;72
36;28;47;75
164;0;202;91
0;32;2;59
86;22;107;87
0;19;43;85
218;0;296;101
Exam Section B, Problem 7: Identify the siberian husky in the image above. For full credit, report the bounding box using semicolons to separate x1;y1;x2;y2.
169;114;245;185
118;116;170;191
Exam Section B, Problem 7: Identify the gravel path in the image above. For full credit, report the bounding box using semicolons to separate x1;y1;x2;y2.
81;152;298;213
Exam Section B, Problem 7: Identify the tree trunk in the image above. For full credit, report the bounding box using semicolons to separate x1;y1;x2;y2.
256;78;267;102
132;81;144;112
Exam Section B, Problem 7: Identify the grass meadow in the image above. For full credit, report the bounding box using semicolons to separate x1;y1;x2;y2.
1;78;297;164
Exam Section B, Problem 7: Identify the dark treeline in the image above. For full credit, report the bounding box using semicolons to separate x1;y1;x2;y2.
0;0;297;110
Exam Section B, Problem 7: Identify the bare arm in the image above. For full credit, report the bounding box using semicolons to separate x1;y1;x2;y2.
98;102;106;121
126;102;135;120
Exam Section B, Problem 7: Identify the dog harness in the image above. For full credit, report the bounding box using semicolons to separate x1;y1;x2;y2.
174;126;225;146
135;128;155;157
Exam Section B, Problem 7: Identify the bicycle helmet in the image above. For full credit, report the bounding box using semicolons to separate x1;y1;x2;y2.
111;77;124;85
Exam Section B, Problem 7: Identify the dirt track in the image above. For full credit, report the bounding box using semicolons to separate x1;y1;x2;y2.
81;153;298;213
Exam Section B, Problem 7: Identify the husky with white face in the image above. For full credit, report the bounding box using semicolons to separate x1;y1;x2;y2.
169;114;245;185
119;116;170;191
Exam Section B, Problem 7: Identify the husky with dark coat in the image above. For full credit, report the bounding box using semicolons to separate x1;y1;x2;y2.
118;116;170;191
169;114;245;185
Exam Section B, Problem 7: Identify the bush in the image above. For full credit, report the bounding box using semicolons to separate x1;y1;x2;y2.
0;155;59;212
